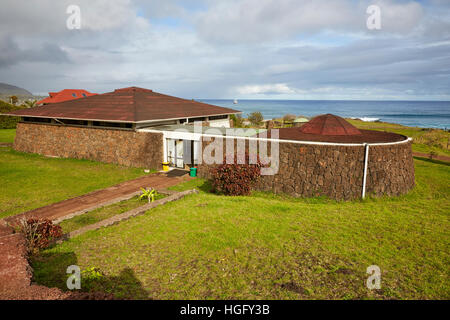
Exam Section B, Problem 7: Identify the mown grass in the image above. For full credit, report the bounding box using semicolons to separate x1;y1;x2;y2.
0;128;15;143
0;145;146;219
59;194;167;234
32;158;449;300
347;119;450;157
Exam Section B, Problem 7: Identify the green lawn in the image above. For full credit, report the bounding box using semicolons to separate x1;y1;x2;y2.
32;158;450;299
347;119;450;157
59;194;167;234
0;145;146;219
0;129;16;143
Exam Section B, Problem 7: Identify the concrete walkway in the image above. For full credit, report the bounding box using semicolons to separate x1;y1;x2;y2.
4;172;192;226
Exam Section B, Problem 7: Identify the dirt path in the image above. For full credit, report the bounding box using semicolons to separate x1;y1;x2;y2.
413;152;450;163
4;172;192;226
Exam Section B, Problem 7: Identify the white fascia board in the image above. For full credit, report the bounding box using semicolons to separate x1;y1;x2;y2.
138;128;412;147
138;128;203;141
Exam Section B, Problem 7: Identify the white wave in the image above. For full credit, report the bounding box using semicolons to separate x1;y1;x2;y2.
350;117;380;122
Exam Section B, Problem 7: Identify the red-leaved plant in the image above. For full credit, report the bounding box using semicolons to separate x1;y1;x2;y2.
19;218;63;254
211;152;262;196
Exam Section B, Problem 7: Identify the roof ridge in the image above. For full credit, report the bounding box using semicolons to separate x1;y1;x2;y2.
7;86;241;123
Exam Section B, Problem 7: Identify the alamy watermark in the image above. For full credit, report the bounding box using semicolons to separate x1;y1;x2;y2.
172;125;280;176
366;5;381;30
66;5;81;30
366;265;381;289
66;265;81;290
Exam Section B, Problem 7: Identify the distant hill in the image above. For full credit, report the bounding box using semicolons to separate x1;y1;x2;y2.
0;83;32;96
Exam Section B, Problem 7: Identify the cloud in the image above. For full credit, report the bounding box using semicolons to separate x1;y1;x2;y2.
0;36;69;68
0;0;448;101
194;0;425;44
236;83;298;95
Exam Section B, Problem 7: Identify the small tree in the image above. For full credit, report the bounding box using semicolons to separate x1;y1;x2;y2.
9;95;18;105
230;114;244;128
24;99;37;108
248;111;264;127
429;150;437;160
283;114;296;122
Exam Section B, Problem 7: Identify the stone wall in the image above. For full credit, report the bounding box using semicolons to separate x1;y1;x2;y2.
14;122;164;169
196;137;415;200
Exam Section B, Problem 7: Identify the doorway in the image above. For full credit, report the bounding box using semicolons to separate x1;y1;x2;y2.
166;139;199;168
167;139;184;168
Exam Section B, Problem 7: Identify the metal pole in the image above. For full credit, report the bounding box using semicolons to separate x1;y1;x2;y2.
362;143;369;199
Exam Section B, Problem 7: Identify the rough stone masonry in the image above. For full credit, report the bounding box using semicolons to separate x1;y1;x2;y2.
13;122;164;170
196;137;415;200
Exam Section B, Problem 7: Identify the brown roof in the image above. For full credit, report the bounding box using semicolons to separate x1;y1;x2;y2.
272;128;407;143
5;87;240;123
260;114;407;143
299;114;361;135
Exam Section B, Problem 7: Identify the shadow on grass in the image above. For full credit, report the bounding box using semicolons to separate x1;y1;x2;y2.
32;251;150;299
197;179;213;193
414;156;449;166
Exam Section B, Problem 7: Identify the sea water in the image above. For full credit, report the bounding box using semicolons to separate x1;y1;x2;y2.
201;99;450;129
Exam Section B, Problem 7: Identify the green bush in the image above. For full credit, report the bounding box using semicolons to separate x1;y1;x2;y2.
230;114;244;128
248;111;264;126
0;99;23;129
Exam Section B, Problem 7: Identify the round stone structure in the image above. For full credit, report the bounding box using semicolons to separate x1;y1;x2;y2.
197;114;415;200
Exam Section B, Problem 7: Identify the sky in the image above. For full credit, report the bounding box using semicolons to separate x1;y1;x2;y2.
0;0;449;100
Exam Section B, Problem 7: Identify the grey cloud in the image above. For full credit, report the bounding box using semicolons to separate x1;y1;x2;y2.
0;36;70;68
194;0;425;45
0;0;448;100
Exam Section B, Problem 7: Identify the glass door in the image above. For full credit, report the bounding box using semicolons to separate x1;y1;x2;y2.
167;139;184;168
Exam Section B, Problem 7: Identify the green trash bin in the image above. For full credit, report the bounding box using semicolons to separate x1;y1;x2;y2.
190;167;197;177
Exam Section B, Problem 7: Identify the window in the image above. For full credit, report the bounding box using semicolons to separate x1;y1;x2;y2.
92;121;133;129
60;119;88;126
179;118;187;124
22;117;51;123
188;117;206;123
82;93;87;97
72;93;77;97
209;115;228;121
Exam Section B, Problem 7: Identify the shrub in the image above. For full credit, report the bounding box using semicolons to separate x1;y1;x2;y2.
248;111;264;126
211;153;261;196
139;187;159;203
0;99;23;129
19;218;63;254
283;114;296;122
230;114;244;128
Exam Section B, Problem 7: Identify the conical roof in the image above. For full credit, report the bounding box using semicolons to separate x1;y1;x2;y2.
299;114;361;136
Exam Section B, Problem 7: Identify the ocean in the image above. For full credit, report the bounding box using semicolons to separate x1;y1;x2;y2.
201;100;450;130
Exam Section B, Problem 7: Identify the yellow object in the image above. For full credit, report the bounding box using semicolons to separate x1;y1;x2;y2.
162;162;169;171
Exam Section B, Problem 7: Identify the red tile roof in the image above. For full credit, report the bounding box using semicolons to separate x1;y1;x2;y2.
7;87;241;123
37;89;97;105
260;114;407;143
272;127;407;143
299;114;361;135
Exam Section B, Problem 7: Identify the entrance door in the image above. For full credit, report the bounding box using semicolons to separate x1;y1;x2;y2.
176;140;184;168
167;139;184;168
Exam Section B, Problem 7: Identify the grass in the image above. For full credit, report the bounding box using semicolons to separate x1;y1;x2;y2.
0;143;146;219
59;194;167;234
0;129;15;143
347;119;450;157
32;158;449;299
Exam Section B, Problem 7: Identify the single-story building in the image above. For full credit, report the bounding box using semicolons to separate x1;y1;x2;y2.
37;89;98;105
3;86;415;200
4;86;241;170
